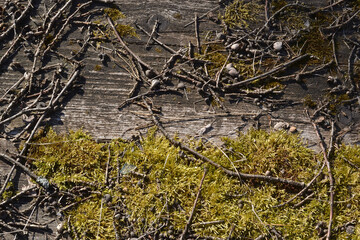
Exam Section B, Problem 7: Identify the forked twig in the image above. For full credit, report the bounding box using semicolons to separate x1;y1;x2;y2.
184;6;220;28
107;16;154;72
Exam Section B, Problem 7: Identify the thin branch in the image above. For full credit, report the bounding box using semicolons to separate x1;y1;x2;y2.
0;153;38;180
0;186;37;208
135;23;177;54
0;33;23;67
194;14;201;54
272;60;334;81
145;19;160;49
347;45;357;91
342;157;360;170
107;16;154;72
323;9;360;32
294;192;315;208
180;167;208;240
309;0;345;15
307;111;335;240
0;69;80;196
105;144;111;186
184;6;220;28
225;54;309;90
331;34;341;72
43;1;93;56
215;51;230;88
0;0;34;41
273;161;325;208
264;0;269;21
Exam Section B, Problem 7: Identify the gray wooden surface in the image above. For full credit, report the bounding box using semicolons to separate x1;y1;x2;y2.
54;1;360;147
0;0;358;147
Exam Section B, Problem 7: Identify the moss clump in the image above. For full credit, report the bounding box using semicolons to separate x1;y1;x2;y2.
91;8;137;41
27;128;360;239
296;28;333;62
303;94;317;108
94;64;102;71
102;8;137;38
221;0;262;28
269;3;335;63
43;34;55;48
332;144;360;238
198;43;254;79
114;24;137;38
221;129;317;180
103;7;126;21
323;92;351;116
1;181;15;200
173;13;182;20
271;0;287;12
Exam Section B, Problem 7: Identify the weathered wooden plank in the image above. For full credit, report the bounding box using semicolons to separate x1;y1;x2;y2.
0;0;358;150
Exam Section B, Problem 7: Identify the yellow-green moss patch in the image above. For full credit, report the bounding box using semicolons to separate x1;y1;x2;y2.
27;128;360;239
221;0;263;28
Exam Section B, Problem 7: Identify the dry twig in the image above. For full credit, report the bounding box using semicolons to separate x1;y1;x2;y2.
307;111;335;240
225;54;309;90
180;167;208;240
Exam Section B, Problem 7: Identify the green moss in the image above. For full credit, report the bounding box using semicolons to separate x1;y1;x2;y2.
337;94;350;102
94;65;102;71
332;145;360;238
114;24;137;38
324;92;351;116
27;128;360;239
173;13;182;20
199;47;226;76
198;43;254;79
221;129;316;180
103;7;126;21
269;3;335;63
303;94;317;108
278;9;308;30
91;23;137;40
154;47;163;53
43;34;55;48
221;0;262;28
311;11;336;26
296;28;333;62
271;0;287;12
90;8;137;43
1;181;15;200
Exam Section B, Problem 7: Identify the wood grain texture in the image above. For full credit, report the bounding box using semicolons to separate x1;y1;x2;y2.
0;0;359;147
